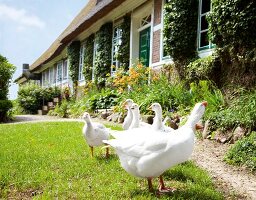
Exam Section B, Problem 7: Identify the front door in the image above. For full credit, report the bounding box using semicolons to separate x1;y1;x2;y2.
139;27;150;67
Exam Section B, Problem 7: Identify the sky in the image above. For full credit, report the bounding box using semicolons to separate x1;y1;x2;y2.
0;0;88;99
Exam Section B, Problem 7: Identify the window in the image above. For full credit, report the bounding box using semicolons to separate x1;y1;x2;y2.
198;0;212;50
56;61;63;83
49;67;55;85
162;3;170;59
79;44;85;81
63;59;68;81
111;25;122;75
92;40;98;80
42;69;49;86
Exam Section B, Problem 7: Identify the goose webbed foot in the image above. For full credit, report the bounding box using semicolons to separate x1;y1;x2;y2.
157;175;176;194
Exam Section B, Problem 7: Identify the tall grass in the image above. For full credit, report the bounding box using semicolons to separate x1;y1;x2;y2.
0;122;223;199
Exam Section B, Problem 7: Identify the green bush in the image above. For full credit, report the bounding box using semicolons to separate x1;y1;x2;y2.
208;90;256;130
0;100;13;122
0;55;15;122
190;80;224;118
17;82;61;114
48;99;69;118
225;132;256;172
88;89;118;111
186;55;220;84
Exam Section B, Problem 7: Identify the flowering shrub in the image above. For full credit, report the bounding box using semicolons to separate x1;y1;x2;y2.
112;63;150;93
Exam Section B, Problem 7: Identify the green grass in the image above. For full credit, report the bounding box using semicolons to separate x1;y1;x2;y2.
0;122;223;199
225;131;256;172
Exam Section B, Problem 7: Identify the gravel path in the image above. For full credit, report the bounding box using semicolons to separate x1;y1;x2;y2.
192;139;256;200
6;115;256;199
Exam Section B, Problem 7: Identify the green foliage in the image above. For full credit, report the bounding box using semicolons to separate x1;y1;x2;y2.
121;75;192;115
88;89;118;111
0;55;16;122
208;0;256;50
17;82;61;114
208;90;256;130
186;55;220;84
0;122;223;199
208;0;256;87
83;34;94;82
163;0;198;78
117;14;131;70
190;80;224;117
48;99;69;118
225;132;256;172
67;40;81;95
0;100;13;122
94;22;113;87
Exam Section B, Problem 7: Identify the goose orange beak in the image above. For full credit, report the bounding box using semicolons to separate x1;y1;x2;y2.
202;101;208;107
195;123;204;130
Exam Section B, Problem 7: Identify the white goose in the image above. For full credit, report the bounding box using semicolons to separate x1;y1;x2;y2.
82;112;110;158
103;101;207;193
122;99;134;130
148;103;174;133
129;103;151;129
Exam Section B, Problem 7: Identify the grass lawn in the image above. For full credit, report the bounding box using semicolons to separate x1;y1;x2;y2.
0;122;223;199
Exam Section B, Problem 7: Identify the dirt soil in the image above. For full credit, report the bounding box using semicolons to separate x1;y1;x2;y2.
192;139;256;200
6;115;256;199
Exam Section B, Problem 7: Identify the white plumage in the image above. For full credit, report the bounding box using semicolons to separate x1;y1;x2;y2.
129;103;151;129
149;103;174;133
82;112;110;158
122;99;134;130
103;101;207;192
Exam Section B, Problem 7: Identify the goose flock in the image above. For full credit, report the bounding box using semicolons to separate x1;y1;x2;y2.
82;100;207;193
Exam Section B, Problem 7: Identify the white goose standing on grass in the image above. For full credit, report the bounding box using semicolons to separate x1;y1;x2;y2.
148;103;174;133
103;101;207;193
82;112;110;158
129;103;151;129
122;99;134;130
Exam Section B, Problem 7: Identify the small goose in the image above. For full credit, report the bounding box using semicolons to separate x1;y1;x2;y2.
103;101;207;193
129;103;151;129
122;99;134;130
148;103;174;133
82;112;110;158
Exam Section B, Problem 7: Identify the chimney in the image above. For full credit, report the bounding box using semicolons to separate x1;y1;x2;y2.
22;64;29;73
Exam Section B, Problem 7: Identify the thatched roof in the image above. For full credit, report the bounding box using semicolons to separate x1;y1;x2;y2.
30;0;126;72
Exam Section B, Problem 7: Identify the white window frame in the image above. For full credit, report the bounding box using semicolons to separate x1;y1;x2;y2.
56;61;63;84
49;67;55;86
63;59;68;82
92;39;98;81
79;43;85;81
198;0;212;50
111;25;122;76
161;1;171;60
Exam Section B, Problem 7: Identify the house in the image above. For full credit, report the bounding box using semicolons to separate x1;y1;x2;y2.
15;0;213;91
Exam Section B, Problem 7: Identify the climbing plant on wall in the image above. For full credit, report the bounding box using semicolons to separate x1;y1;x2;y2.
67;40;81;96
117;14;131;70
207;0;256;87
94;22;113;88
83;34;94;82
163;0;198;79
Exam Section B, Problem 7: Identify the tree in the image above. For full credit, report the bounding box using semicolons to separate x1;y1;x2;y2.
0;55;16;122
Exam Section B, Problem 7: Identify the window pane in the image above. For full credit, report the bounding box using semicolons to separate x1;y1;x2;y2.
63;60;68;80
200;31;209;47
201;15;208;31
201;0;211;14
